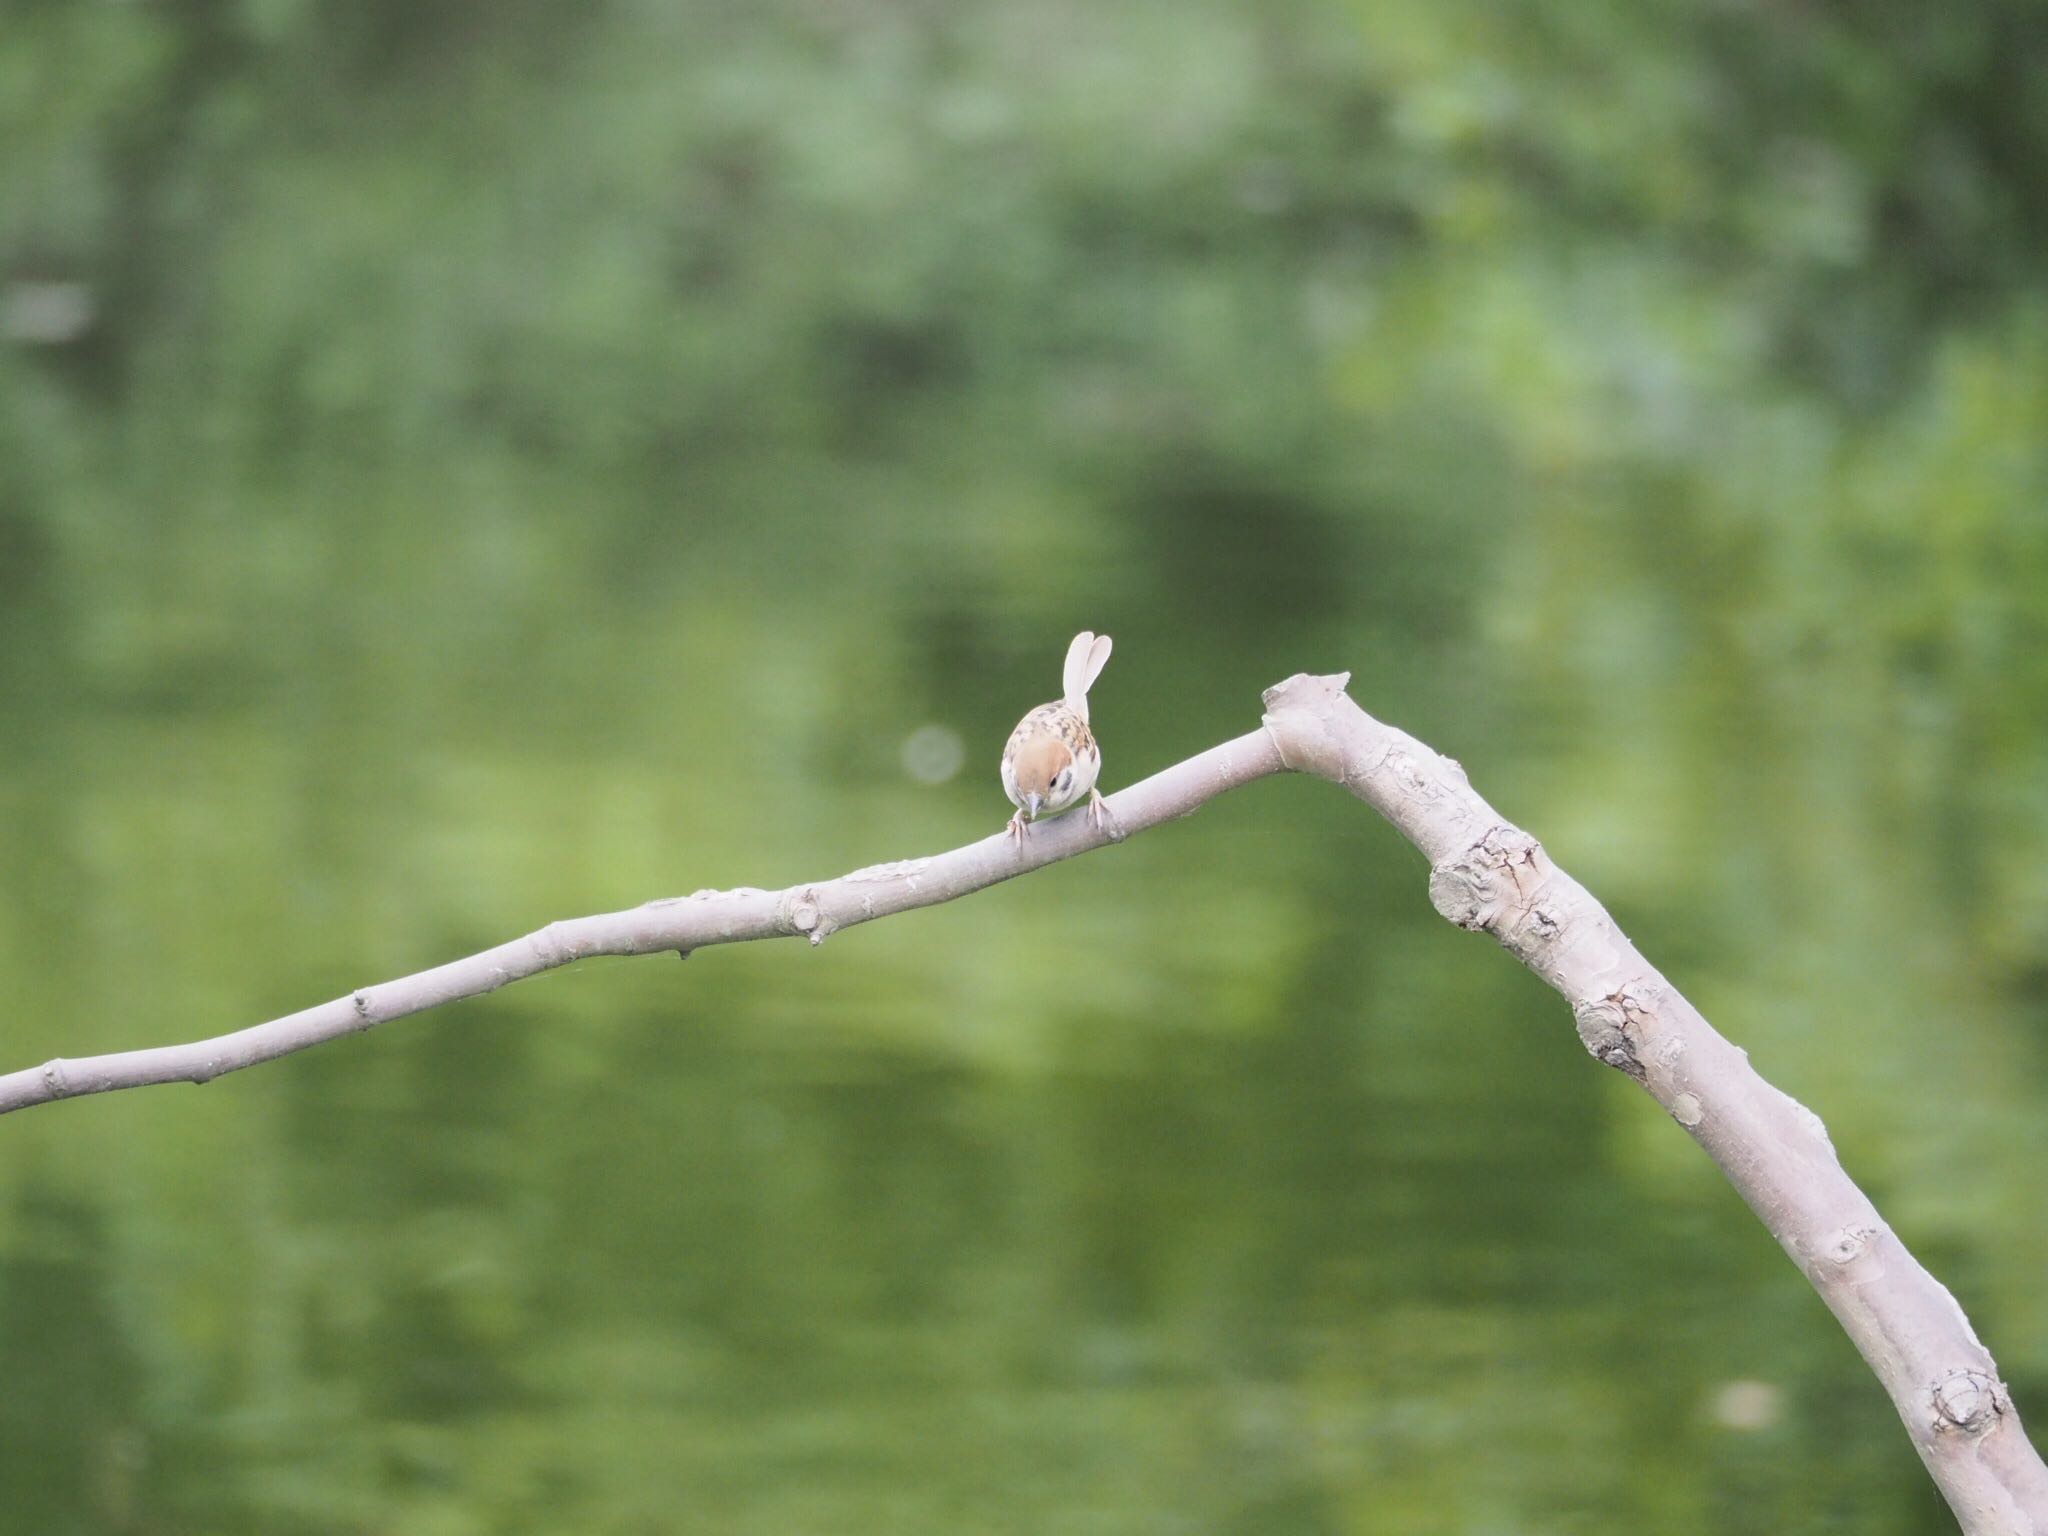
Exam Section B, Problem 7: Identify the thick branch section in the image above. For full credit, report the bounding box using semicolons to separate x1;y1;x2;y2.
1258;672;2048;1536
3;672;2042;1531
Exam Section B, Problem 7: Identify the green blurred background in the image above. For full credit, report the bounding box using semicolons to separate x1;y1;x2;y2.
4;0;2047;1531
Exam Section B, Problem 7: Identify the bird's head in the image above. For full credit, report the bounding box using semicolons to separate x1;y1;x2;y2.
1012;736;1075;817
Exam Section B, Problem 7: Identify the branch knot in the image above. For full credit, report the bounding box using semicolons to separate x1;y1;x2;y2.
1570;981;1664;1081
781;887;837;945
1930;1370;2007;1436
1260;672;1355;782
1427;826;1546;936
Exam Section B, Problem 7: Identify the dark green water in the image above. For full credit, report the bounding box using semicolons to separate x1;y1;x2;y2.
4;2;2048;1531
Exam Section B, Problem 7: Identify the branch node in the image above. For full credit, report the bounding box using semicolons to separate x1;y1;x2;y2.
1428;826;1546;936
1930;1370;2007;1436
1824;1223;1884;1266
782;887;824;939
1570;983;1662;1082
1260;671;1355;782
40;1059;71;1099
532;920;587;967
352;990;373;1024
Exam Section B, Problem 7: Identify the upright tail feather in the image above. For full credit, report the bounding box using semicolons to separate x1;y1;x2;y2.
1062;631;1113;718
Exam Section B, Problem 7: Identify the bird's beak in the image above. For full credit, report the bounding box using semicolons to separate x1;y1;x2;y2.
1026;792;1042;818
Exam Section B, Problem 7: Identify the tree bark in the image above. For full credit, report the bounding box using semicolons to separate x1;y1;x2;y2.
1260;672;2048;1535
2;671;2041;1530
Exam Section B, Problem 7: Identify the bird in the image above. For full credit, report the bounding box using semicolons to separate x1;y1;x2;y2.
1000;631;1113;848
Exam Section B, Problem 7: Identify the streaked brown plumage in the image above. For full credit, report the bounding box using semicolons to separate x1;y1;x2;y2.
1000;632;1112;847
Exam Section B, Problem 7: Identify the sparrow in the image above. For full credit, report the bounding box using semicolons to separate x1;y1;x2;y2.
1001;631;1113;847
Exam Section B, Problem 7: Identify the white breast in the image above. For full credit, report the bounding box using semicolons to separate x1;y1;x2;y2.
1047;740;1101;812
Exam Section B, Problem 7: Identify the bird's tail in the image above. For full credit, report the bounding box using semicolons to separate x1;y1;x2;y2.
1062;631;1113;718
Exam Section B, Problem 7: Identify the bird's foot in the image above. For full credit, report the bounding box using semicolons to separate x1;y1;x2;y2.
1006;810;1031;852
1088;788;1121;840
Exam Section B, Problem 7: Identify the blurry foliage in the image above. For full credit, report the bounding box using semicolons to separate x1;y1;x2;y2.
3;0;2048;1531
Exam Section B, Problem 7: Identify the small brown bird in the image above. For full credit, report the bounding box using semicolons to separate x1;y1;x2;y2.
1000;631;1113;847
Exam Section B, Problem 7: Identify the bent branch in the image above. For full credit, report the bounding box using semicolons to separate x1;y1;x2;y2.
3;671;2042;1530
1259;671;2048;1536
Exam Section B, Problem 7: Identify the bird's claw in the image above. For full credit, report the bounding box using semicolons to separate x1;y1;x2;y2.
1006;812;1030;853
1088;789;1120;839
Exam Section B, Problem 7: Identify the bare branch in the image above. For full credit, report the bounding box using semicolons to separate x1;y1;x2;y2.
0;728;1285;1115
1259;671;2048;1536
6;669;2043;1528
